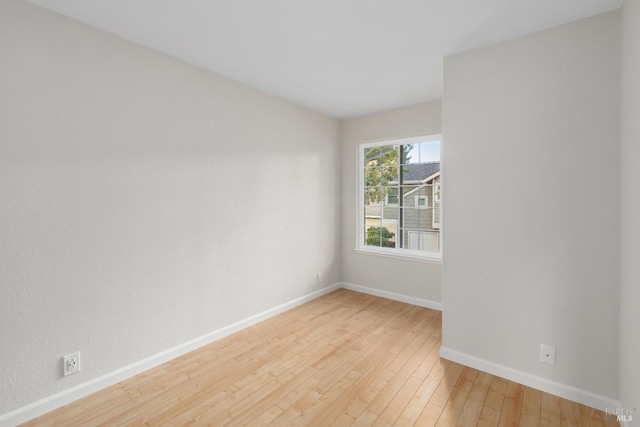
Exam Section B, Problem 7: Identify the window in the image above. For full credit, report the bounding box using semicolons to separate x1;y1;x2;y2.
385;188;399;206
414;195;428;209
432;183;441;229
358;134;441;260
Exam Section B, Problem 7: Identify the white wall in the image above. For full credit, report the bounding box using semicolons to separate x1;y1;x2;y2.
340;101;442;307
0;0;340;416
620;0;640;421
441;11;620;407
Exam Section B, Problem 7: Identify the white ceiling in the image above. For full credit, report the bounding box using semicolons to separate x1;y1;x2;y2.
27;0;623;119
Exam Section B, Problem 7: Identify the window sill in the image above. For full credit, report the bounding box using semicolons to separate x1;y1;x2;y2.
354;247;442;264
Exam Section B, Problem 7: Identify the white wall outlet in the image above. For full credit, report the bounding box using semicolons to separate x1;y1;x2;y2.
539;344;555;365
316;272;322;283
63;351;81;376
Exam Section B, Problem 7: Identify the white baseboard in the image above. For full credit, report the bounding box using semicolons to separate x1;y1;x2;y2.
0;283;341;427
439;346;621;412
340;282;442;311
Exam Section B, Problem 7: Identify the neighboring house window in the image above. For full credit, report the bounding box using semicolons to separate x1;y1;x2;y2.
432;182;441;229
414;195;428;209
358;134;441;260
385;188;399;205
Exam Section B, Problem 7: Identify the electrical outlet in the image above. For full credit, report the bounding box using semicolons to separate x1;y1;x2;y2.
63;351;81;376
316;272;322;283
539;344;555;365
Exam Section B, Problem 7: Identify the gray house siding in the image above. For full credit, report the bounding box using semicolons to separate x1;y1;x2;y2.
403;185;435;230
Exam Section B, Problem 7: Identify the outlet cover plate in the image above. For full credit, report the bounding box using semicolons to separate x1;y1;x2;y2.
63;351;81;376
539;344;555;365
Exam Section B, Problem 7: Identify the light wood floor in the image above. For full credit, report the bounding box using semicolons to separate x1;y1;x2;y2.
24;289;618;426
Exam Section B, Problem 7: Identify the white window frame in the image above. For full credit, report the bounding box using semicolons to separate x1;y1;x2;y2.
357;134;442;262
432;182;441;229
433;182;441;203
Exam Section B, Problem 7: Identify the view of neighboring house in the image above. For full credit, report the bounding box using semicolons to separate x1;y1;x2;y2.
365;161;440;252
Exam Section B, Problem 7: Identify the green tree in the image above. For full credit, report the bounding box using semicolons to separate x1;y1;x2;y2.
366;226;395;247
364;144;412;205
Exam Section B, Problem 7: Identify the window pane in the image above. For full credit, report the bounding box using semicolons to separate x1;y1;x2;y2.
380;165;399;183
402;143;419;164
364;145;398;163
403;141;440;165
401;162;439;182
365;166;398;187
364;202;381;223
364;185;383;205
400;228;440;252
384;187;399;205
365;225;395;248
365;145;399;171
364;166;383;187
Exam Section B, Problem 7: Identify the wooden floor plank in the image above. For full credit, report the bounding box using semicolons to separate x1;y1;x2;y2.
541;391;561;427
396;358;451;425
519;386;542;427
415;402;445;427
456;371;492;426
372;375;422;426
428;361;465;408
498;381;526;427
21;289;618;427
478;406;502;427
485;376;508;412
435;367;477;426
560;397;582;427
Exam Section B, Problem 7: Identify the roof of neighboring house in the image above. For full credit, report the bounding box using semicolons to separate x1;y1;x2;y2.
401;162;440;182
